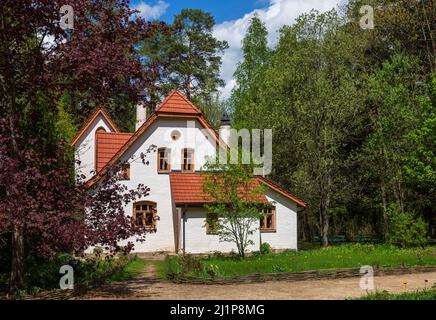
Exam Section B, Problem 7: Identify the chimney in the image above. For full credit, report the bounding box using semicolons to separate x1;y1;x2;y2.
136;102;147;131
219;111;231;145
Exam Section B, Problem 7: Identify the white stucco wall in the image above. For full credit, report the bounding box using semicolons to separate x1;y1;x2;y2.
90;118;218;253
74;115;114;181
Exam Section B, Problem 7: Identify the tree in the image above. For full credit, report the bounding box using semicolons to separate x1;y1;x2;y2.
0;118;157;292
236;10;364;246
355;53;428;234
165;9;228;101
203;162;265;258
231;14;270;128
345;0;435;73
386;204;428;248
0;0;168;292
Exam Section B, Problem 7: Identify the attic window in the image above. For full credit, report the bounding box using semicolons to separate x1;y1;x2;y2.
171;130;181;141
181;148;194;172
158;148;171;173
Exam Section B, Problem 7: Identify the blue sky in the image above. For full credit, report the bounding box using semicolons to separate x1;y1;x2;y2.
130;0;342;99
131;0;270;24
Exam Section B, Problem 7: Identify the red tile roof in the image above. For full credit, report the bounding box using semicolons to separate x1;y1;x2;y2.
156;89;202;115
95;132;133;172
169;173;268;205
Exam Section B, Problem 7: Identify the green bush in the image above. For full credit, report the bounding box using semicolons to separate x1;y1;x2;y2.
260;242;271;255
386;204;428;248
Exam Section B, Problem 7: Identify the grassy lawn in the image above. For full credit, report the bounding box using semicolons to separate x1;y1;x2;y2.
356;288;436;300
164;244;436;279
108;256;147;282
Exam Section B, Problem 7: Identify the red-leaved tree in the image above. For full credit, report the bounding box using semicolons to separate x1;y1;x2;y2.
0;0;170;292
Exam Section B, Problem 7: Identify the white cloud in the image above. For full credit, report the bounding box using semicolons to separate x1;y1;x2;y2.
214;0;342;99
134;0;169;20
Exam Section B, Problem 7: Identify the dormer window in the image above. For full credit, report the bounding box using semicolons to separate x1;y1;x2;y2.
158;148;171;173
182;148;194;172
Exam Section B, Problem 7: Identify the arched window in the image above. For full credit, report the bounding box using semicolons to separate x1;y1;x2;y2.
95;127;106;171
133;201;157;230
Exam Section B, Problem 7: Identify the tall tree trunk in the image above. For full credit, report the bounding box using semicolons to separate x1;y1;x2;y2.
10;226;24;292
319;176;330;247
380;175;388;236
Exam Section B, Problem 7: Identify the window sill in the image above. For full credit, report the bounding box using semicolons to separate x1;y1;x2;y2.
260;229;276;233
157;171;171;174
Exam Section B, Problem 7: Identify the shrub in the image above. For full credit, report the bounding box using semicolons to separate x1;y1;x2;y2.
260;242;271;255
386;204;428;248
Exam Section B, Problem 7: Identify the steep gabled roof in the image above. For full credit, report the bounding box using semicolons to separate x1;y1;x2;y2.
96;132;133;172
156;89;202;115
70;106;120;146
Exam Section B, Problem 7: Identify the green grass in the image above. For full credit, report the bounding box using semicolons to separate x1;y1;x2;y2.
163;244;436;279
108;256;147;282
356;288;436;300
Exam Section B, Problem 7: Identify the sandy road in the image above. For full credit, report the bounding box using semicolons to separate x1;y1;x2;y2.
78;264;436;300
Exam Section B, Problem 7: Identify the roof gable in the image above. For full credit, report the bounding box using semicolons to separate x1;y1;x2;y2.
156;90;202;115
70;107;120;146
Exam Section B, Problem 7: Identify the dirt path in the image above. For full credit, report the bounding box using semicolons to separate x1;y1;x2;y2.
78;264;436;300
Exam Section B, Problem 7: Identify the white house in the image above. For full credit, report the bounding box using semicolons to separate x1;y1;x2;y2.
71;90;307;254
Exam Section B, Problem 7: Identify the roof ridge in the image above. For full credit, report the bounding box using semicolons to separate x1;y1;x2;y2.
156;89;202;115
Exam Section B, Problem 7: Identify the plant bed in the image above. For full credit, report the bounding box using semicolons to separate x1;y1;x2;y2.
163;244;436;282
1;254;142;300
167;265;436;285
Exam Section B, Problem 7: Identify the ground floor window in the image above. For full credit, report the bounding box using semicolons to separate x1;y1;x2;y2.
133;201;157;230
260;206;276;232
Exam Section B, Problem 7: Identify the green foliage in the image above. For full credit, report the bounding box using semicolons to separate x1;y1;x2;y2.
231;14;270;128
386;204;428;248
139;9;228;104
0;253;134;296
260;242;271;255
230;3;436;245
203;160;266;257
357;288;436;300
55;94;77;143
163;244;436;279
404;74;436;192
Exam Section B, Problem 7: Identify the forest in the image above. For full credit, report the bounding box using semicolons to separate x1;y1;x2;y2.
0;0;435;293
